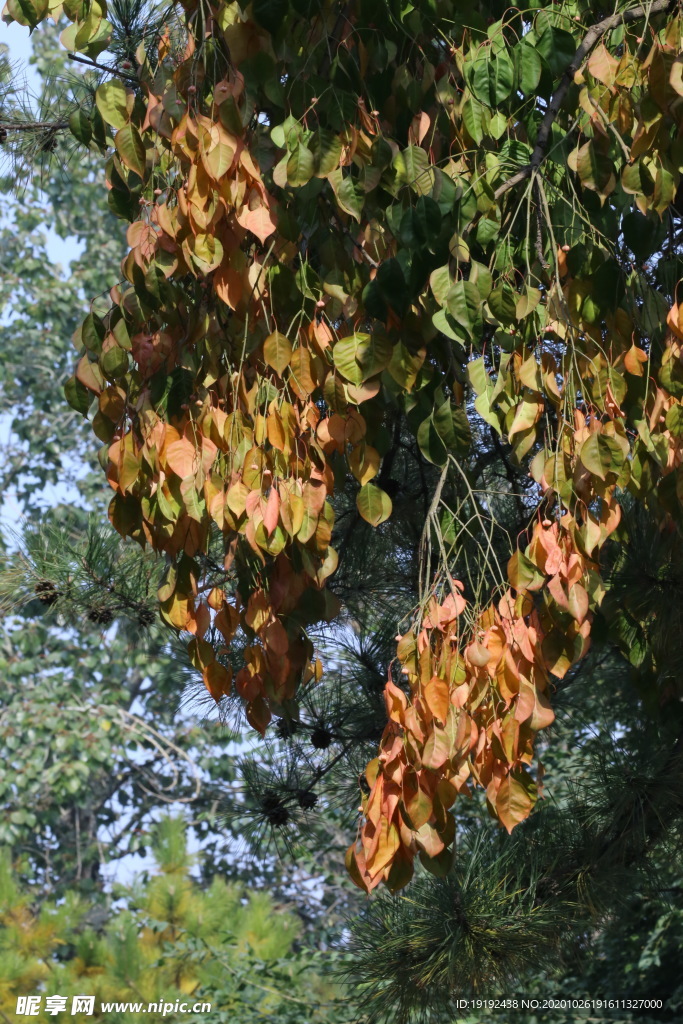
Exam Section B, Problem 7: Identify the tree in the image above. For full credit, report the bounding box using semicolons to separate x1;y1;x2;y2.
0;816;349;1023
2;0;683;1018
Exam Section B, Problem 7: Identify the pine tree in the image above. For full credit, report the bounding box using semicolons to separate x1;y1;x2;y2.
0;817;350;1023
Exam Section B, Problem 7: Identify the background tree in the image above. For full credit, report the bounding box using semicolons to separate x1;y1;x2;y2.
0;816;349;1022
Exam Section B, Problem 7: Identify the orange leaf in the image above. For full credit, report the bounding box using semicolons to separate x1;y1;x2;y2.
263;487;280;535
263;331;293;375
165;438;199;479
236;187;277;244
246;694;272;736
422;725;451;769
203;661;232;702
623;343;648;376
289;345;315;397
423;676;450;725
495;769;536;834
214;262;243;310
262;617;289;655
514;678;555;731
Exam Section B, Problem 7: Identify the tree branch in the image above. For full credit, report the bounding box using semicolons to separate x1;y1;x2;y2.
495;0;678;200
67;52;138;84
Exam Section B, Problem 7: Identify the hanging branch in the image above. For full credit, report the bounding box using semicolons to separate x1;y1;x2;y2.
494;0;678;199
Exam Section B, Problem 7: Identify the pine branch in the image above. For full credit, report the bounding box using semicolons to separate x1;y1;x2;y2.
66;52;139;83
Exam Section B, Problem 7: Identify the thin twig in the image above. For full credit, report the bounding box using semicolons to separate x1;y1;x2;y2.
67;52;138;84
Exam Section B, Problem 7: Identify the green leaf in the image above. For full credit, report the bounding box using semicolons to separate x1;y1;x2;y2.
68;109;92;146
64;376;92;416
446;280;482;340
6;0;48;30
82;313;105;354
417;414;447;466
328;169;363;221
462;97;488;145
429;265;451;307
576;142;616;200
432;308;466;343
356;483;393;526
286;142;315;187
468;50;514;107
665;404;683;436
95;80;131;129
579;432;625;481
489;283;518;325
101;347;129;379
114;124;146;179
536;25;577;78
310;129;342;177
334;333;393;384
394;146;431;194
374;258;408;317
513;41;542;96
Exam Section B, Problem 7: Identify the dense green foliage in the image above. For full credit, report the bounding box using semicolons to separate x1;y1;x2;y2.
0;817;347;1022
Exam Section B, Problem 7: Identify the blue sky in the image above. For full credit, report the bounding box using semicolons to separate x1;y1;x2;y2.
0;18;86;268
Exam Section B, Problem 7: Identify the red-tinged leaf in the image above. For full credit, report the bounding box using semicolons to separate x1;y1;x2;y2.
187;601;211;638
465;642;491;668
236;187;277;243
203;660;232;702
235;667;263;702
246;694;272;736
403;771;433;830
495;769;536;834
215;603;239;643
263;487;280;535
289;345;315;397
345;843;371;893
76;354;105;394
262;617;289;655
421;726;451;769
514;678;555;731
165;438;199;479
245;489;262;517
623;343;648;376
423;675;450;725
567;582;589;624
587;43;619;86
413;821;445;858
214;262;243;310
